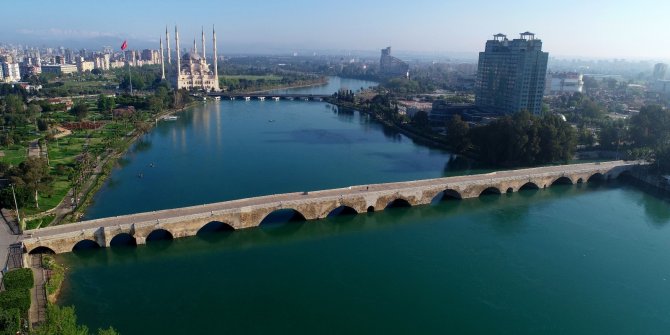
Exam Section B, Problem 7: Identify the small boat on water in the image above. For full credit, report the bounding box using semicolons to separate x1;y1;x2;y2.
163;115;178;121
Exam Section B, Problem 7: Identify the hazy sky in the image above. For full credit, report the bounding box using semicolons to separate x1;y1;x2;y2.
1;0;668;60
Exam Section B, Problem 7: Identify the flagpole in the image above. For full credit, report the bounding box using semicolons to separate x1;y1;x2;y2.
128;59;133;95
121;40;133;95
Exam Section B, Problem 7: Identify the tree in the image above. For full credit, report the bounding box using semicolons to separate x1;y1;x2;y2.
28;103;43;121
37;118;49;131
97;95;116;114
34;305;89;335
580;98;604;119
446;115;470;153
2;94;25;115
411;111;430;130
0;308;20;335
577;126;596;147
630;105;670;149
148;96;164;114
11;157;53;208
71;104;89;121
34;305;119;335
470;111;576;166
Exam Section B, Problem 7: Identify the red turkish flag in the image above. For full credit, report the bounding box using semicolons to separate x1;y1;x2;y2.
120;40;128;51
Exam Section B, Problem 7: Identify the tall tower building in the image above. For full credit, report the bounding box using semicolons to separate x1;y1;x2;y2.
213;25;219;91
159;37;165;80
475;32;549;115
201;27;206;59
653;63;668;80
166;26;171;65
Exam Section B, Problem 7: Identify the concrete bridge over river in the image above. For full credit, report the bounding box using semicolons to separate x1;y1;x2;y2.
21;161;639;254
207;92;331;101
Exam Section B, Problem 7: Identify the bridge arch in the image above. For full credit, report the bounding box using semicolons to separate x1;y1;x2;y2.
72;239;101;252
197;221;235;236
367;206;375;213
146;229;174;242
431;189;462;204
479;187;502;196
518;182;540;191
551;176;573;186
29;246;55;255
109;233;137;247
588;173;605;182
618;170;633;179
259;208;307;226
385;198;412;209
327;206;358;218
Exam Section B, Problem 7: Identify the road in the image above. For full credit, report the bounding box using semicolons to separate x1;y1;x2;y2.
23;160;637;240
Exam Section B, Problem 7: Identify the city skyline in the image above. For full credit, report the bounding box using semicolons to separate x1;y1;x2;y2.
1;0;668;60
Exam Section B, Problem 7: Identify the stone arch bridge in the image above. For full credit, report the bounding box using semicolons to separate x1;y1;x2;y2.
22;161;638;254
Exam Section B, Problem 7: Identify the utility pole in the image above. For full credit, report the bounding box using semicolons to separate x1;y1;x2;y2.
10;184;21;231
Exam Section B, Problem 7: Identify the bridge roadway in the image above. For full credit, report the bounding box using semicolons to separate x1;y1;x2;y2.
21;161;638;254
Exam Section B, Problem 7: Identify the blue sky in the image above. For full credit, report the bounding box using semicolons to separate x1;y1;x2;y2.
2;0;669;60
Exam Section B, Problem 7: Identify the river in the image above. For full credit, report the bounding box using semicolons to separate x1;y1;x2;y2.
83;77;465;219
58;77;670;334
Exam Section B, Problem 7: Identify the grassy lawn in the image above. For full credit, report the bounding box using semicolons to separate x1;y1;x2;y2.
48;137;87;166
24;214;55;230
60;80;114;92
0;144;27;166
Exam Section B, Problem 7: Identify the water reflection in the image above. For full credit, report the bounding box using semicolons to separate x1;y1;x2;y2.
132;138;152;153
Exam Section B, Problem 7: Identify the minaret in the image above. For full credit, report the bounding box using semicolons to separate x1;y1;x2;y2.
213;25;219;91
175;26;181;85
165;26;171;65
193;38;197;55
201;27;206;60
159;36;165;80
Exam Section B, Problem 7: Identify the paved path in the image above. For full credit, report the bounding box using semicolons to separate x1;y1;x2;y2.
27;139;43;159
0;210;19;282
28;255;46;328
24;160;637;241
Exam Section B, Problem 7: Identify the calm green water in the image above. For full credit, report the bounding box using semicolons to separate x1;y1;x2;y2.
60;182;670;334
63;77;670;334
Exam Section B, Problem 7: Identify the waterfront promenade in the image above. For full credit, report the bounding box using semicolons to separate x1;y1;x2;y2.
21;161;638;254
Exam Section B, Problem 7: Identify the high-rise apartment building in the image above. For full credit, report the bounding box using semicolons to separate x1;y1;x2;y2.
379;47;409;78
653;63;668;80
475;32;548;115
1;62;21;82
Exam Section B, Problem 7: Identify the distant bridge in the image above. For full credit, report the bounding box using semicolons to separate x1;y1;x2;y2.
21;161;639;254
207;92;331;101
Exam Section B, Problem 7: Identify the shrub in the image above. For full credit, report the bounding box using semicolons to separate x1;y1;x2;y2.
2;268;34;291
43;256;65;298
0;308;20;335
0;289;31;314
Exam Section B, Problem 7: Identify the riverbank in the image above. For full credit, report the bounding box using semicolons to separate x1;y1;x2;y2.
62;101;201;223
226;76;328;95
326;98;456;153
32;101;201;226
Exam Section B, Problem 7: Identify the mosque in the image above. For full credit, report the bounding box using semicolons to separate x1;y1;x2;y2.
160;25;220;91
